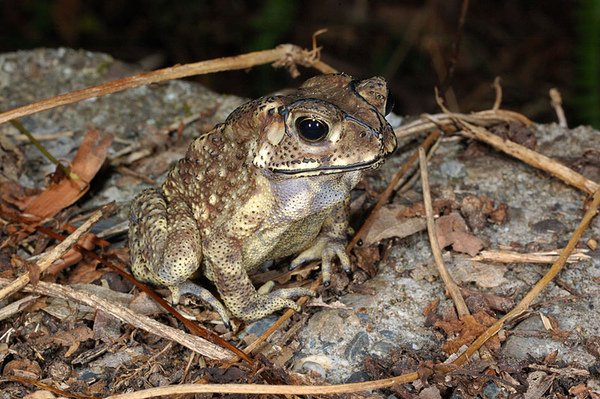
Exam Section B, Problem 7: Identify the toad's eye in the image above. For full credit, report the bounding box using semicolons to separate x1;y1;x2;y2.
295;117;329;142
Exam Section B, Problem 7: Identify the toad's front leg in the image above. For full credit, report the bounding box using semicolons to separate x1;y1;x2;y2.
129;189;231;327
289;198;352;285
204;236;315;322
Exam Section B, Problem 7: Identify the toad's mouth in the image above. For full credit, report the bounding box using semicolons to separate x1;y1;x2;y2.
270;156;383;175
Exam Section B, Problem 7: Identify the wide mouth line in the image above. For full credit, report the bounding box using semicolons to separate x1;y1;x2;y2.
270;157;381;175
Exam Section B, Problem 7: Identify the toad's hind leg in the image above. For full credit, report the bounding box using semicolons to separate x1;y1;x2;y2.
129;188;230;326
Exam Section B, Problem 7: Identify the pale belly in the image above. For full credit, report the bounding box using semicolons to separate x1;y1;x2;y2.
241;211;328;271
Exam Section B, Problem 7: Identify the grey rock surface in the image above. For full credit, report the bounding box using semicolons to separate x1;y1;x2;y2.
2;49;599;386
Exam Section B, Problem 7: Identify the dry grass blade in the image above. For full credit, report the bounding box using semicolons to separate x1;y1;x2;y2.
438;188;600;372
0;44;335;126
418;148;469;318
0;203;113;302
10;119;76;180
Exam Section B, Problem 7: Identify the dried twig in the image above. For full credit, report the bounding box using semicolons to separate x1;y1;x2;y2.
549;88;568;128
457;119;599;195
0;44;335;126
9;130;74;142
0;204;113;302
472;249;590;264
0;278;231;361
6;375;92;399
419;148;469;318
492;77;502;110
0;295;39;322
394;109;532;140
106;370;421;398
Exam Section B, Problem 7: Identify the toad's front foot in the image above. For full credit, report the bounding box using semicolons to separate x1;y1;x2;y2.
226;287;316;322
289;237;351;286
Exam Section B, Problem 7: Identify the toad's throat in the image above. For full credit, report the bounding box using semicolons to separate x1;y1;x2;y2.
270;157;383;175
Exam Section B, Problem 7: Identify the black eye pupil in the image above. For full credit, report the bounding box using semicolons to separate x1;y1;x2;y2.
296;118;329;142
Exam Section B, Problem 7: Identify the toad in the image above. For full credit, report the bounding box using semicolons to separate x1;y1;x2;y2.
129;73;397;326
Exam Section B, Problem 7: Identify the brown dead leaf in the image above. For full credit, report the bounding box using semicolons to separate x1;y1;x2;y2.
435;212;484;256
423;298;440;327
44;325;94;357
45;233;99;277
129;291;164;315
93;310;122;343
461;195;508;229
418;386;442;399
543;350;558;364
569;383;593;399
525;371;554;399
363;204;427;246
452;257;507;288
489;202;508;224
396;198;458;219
461;288;514;313
354;245;380;277
19;130;113;219
435;311;500;354
490;121;537;149
461;195;488;231
3;359;42;379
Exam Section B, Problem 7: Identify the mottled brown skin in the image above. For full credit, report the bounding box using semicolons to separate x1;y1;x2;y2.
129;73;397;325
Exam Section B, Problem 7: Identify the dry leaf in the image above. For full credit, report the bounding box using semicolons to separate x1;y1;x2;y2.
435;212;484;256
436;311;500;354
539;312;555;331
418;386;442;399
524;371;554;399
3;358;42;379
19;130;113;219
354;245;380;276
44;325;94;357
364;205;427;245
452;258;507;288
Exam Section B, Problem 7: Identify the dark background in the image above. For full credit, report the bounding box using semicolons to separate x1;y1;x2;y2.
1;0;598;127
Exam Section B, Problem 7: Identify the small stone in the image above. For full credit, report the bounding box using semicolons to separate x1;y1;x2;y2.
344;331;370;362
440;159;465;178
531;218;566;234
301;361;326;378
482;382;507;399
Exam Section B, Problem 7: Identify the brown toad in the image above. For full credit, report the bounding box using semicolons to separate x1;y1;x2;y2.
129;73;397;326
